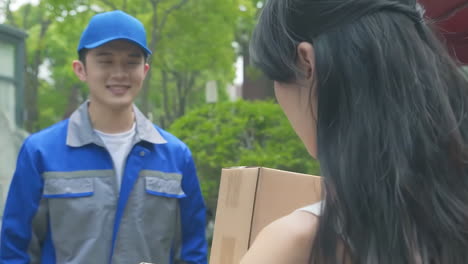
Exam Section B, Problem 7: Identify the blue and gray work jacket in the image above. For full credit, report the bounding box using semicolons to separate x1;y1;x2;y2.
0;102;208;264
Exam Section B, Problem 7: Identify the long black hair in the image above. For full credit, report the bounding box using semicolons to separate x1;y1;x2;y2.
251;0;468;263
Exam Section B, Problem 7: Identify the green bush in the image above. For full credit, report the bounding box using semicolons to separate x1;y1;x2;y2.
169;100;320;213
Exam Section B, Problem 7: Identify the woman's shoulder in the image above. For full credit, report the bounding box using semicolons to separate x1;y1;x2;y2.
240;209;319;264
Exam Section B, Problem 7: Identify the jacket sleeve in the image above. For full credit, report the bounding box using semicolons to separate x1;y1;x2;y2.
175;147;208;264
0;138;48;264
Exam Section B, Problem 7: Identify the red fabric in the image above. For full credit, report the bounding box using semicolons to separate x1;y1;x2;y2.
419;0;468;64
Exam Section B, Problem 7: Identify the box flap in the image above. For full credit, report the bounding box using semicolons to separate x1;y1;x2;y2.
209;167;260;264
249;167;322;245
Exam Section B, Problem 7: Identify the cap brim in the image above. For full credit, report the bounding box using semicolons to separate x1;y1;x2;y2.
81;36;152;55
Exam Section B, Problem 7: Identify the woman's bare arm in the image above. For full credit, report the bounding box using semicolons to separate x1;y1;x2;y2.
240;210;319;264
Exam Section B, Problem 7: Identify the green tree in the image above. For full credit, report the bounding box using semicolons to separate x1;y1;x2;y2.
2;0;89;131
41;8;95;125
4;1;52;131
3;0;245;130
148;0;239;127
169;100;321;212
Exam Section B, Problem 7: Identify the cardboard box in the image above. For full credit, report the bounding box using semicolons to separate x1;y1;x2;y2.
209;167;322;264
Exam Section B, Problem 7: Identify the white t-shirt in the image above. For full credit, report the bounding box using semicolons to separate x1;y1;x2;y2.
95;123;136;190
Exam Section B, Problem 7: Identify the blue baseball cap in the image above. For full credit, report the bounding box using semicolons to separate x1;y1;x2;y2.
77;10;152;55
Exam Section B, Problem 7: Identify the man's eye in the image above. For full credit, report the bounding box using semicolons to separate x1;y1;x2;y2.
99;61;112;64
128;62;140;65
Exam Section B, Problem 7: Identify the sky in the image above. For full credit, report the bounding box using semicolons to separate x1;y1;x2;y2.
0;0;38;22
11;0;39;10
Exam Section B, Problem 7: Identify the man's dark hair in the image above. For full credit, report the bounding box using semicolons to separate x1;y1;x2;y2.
78;49;89;64
78;47;149;65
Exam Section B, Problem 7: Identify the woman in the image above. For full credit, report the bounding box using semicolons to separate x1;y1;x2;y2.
241;0;468;263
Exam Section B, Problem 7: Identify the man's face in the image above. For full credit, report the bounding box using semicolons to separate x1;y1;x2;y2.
73;40;150;111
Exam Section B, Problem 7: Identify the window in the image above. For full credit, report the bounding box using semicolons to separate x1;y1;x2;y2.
0;41;15;78
0;26;26;230
0;40;16;129
0;80;16;129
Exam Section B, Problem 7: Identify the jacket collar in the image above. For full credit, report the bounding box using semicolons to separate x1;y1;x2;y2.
66;100;167;147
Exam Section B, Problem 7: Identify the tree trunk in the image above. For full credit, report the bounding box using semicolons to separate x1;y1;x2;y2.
5;0;17;27
25;19;51;132
174;72;183;120
179;72;197;117
141;0;190;115
62;84;82;119
141;0;160;115
161;70;172;128
171;71;198;122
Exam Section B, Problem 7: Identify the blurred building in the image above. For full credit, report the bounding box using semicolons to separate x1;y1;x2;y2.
0;24;28;228
419;0;468;65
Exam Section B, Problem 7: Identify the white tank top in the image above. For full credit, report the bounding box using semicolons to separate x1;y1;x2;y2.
297;201;324;216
